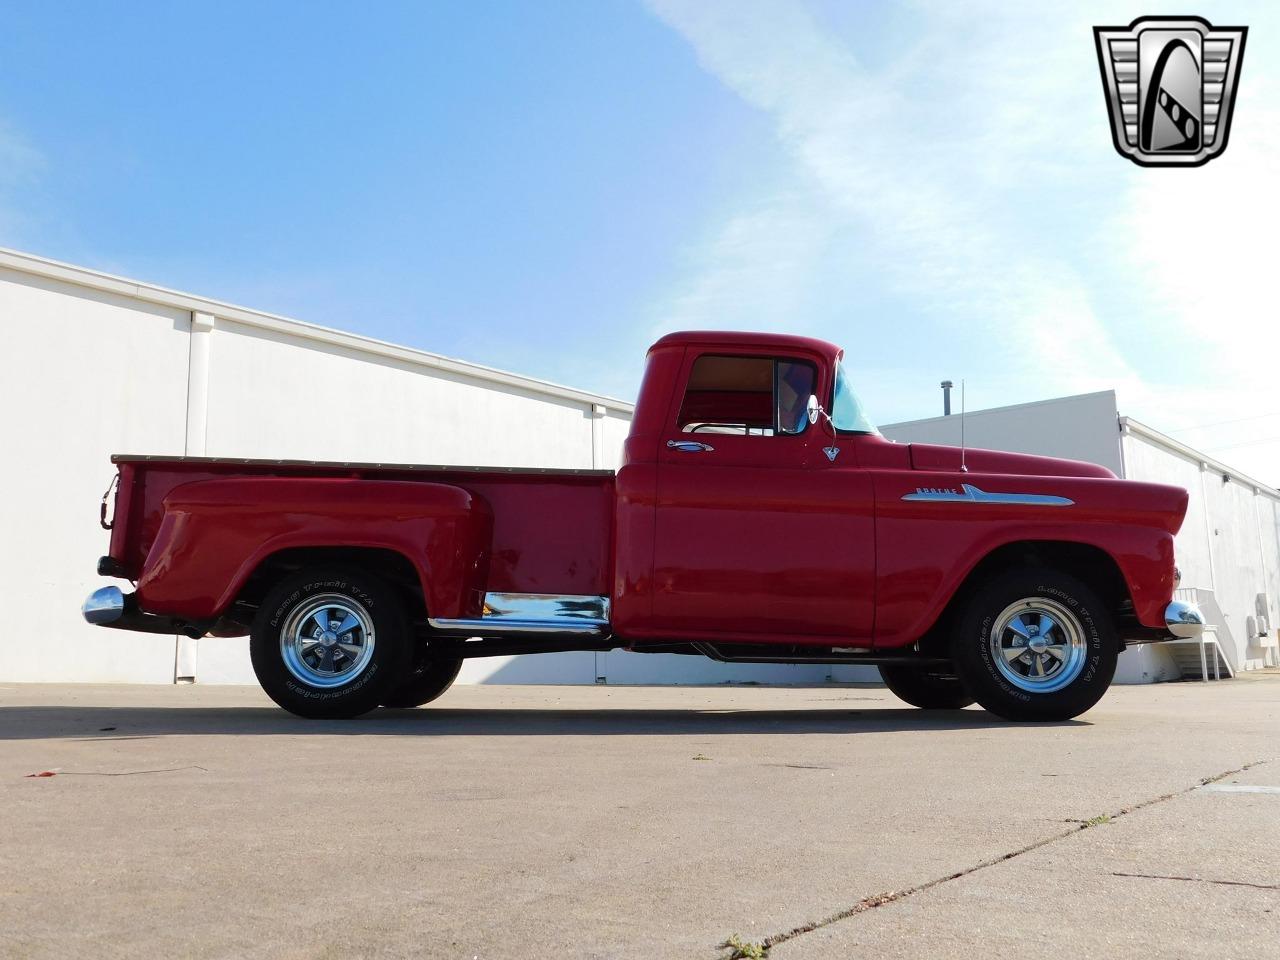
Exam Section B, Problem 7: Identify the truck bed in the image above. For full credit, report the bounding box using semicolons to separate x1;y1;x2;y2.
107;455;616;598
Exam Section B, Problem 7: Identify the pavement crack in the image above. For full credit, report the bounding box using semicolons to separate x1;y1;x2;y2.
725;758;1272;957
27;765;209;778
1110;872;1280;891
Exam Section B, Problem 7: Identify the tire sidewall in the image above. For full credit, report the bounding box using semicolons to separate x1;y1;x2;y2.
954;570;1117;722
250;568;409;718
879;664;974;710
380;657;463;709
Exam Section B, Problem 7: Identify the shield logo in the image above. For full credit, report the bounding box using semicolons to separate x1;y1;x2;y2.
1094;16;1247;167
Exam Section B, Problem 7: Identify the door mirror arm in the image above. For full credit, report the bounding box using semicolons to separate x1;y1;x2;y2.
806;394;841;462
806;394;834;431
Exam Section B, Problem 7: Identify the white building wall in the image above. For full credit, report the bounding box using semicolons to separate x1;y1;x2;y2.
202;320;601;468
0;266;193;683
0;249;636;686
1122;424;1280;673
881;391;1125;476
1260;498;1280;644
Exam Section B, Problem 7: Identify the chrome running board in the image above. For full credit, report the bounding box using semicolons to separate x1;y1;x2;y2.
428;592;611;638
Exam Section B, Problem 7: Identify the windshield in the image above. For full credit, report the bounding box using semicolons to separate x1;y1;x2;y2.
831;361;879;435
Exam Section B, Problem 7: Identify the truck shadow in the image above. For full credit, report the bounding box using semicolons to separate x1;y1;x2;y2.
0;705;1087;740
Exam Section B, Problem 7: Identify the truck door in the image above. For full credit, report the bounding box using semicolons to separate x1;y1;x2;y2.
651;349;876;643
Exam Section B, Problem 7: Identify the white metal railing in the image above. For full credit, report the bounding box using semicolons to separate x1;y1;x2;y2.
1172;587;1231;681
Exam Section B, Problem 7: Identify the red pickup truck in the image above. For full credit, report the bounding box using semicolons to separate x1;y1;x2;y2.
84;331;1204;721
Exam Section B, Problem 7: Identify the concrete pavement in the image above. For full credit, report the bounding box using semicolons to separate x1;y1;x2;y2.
1;679;1277;959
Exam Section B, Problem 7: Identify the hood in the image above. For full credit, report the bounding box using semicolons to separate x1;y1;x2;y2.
908;443;1116;479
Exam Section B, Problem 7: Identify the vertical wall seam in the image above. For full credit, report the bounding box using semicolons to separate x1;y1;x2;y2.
1254;492;1276;665
1199;462;1218;594
590;403;606;470
176;311;215;681
1116;415;1129;479
185;311;215;457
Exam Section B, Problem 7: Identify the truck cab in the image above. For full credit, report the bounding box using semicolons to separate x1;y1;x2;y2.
614;332;878;644
83;331;1205;721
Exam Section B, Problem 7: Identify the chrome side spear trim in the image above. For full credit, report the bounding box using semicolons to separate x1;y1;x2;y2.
902;483;1074;507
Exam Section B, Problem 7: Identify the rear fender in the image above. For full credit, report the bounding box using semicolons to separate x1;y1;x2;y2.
135;477;492;621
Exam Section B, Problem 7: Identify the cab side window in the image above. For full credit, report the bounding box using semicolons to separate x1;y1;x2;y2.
677;355;816;436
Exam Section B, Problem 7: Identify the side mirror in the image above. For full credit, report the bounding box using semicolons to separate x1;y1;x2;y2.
806;394;841;462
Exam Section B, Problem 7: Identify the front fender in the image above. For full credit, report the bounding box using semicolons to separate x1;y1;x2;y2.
872;470;1186;647
135;477;493;621
874;521;1176;647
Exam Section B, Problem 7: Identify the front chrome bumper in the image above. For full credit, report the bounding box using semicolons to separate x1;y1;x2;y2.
1165;600;1206;639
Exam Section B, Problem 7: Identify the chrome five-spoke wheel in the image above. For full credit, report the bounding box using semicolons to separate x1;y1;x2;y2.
280;594;376;688
252;567;411;718
954;569;1116;721
989;597;1087;694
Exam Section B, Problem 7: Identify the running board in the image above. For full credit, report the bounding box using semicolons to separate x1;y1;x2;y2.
428;592;611;639
693;642;950;667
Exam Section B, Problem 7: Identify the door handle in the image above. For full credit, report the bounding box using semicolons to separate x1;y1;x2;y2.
666;440;715;453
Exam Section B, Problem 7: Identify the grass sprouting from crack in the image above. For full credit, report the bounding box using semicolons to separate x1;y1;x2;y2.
720;934;767;959
1064;813;1112;827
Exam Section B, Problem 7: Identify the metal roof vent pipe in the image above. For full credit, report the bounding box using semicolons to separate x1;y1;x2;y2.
941;380;953;416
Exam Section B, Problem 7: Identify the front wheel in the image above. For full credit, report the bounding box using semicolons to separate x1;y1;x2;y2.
951;569;1118;722
878;664;974;710
250;567;411;719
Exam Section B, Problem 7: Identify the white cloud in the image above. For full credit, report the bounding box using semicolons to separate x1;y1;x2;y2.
0;118;43;242
1116;84;1280;401
1103;10;1280;476
644;2;1139;399
645;0;1280;481
652;191;835;336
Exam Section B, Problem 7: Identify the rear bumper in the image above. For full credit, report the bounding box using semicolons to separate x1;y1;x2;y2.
1165;600;1206;639
82;586;209;638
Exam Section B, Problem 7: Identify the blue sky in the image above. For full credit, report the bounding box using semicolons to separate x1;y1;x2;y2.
2;1;1276;480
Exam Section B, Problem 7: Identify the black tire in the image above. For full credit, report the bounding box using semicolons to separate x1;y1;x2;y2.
381;653;462;709
879;664;974;710
250;567;411;719
951;569;1118;722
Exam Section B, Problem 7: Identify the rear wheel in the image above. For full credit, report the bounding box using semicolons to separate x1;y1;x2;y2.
381;653;462;708
951;569;1118;722
879;664;974;710
250;567;410;719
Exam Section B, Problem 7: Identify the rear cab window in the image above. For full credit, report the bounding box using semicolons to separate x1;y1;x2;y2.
677;355;817;436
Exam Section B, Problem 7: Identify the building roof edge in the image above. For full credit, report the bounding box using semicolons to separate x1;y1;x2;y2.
0;246;635;413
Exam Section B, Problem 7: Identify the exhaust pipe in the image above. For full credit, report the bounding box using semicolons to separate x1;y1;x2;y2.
82;586;208;638
83;585;126;624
